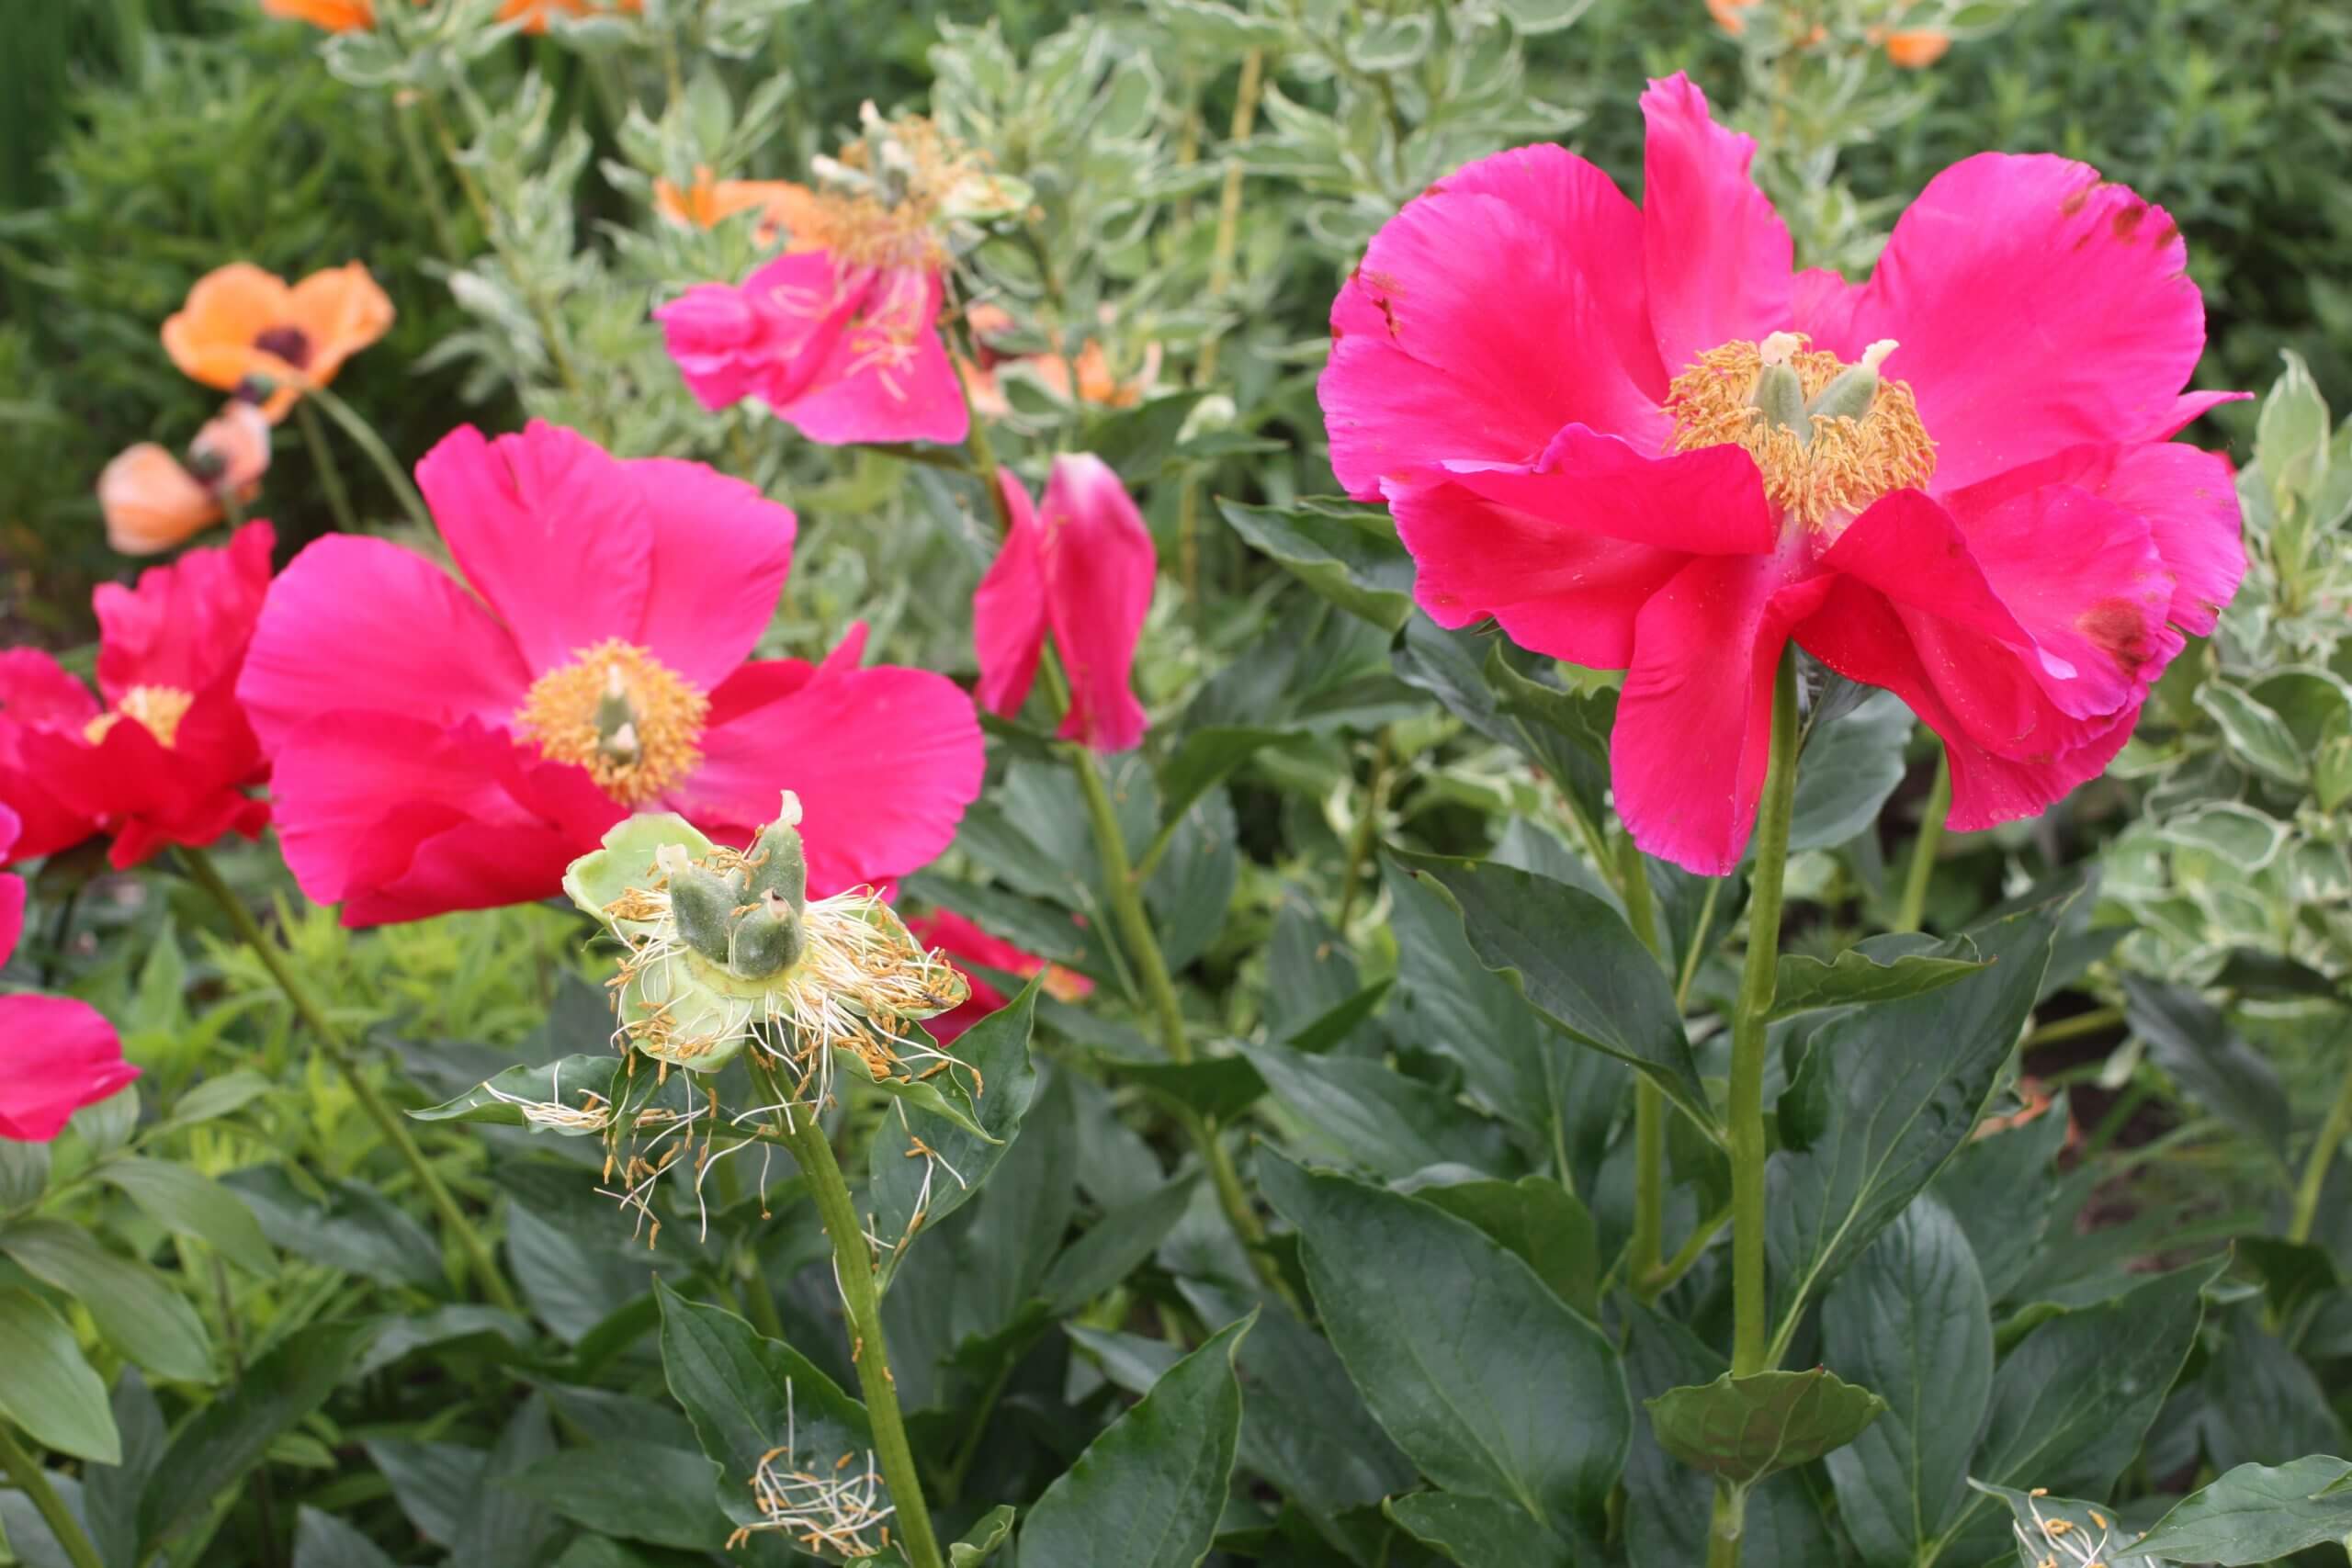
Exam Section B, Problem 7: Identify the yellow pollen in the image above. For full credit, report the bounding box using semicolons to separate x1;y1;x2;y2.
514;638;707;807
84;684;196;749
1663;333;1936;526
802;118;992;275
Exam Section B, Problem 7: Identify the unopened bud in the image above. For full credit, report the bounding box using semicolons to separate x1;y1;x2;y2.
1753;362;1810;439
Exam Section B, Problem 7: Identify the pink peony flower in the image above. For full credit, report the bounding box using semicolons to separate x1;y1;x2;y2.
1321;74;2245;874
0;804;138;1143
0;523;276;870
656;253;967;446
973;455;1157;753
905;908;1092;1043
237;421;985;927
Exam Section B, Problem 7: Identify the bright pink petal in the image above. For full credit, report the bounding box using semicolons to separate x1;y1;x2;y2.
673;658;983;897
1613;551;1831;874
973;471;1048;719
0;995;137;1144
771;266;968;446
1639;73;1794;376
2146;389;2251;442
345;818;601;929
0;805;22;960
626;457;797;689
1849;154;2212;491
93;522;276;701
266;712;616;919
656;252;864;413
1949;442;2245;636
414;423;652;674
239;534;533;755
1041;455;1155;752
1797;580;2136;831
1791;265;1865;355
0;653;104;864
1322;142;1666;499
1385;427;1773;668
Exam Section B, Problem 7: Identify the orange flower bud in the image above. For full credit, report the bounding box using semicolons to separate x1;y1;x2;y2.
1884;28;1952;68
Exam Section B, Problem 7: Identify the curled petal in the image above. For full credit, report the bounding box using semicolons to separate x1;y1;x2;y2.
1322;141;1665;498
973;471;1049;719
1613;552;1832;875
0;996;138;1144
1041;455;1155;752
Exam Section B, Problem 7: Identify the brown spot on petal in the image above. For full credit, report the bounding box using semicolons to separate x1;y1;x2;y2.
2059;181;2096;217
2111;200;2148;239
2079;597;2157;672
1378;296;1401;338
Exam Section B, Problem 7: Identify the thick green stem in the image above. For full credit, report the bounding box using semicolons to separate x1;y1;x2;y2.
2021;1004;2123;1050
0;1425;107;1568
2290;1045;2352;1246
180;849;520;1315
1729;649;1801;1381
1893;748;1951;933
293;400;360;538
1675;877;1723;1013
1619;834;1668;1298
1707;1483;1747;1568
301;384;435;536
1335;731;1393;930
1069;746;1293;1306
767;1097;944;1568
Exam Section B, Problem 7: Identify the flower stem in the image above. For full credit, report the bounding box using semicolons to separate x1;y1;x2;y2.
179;848;521;1316
1893;747;1951;933
1618;833;1668;1300
393;92;466;267
1730;647;1802;1381
293;400;361;538
301;384;435;536
2020;1004;2123;1049
763;1089;944;1568
1069;744;1294;1308
0;1426;104;1568
2290;1043;2352;1247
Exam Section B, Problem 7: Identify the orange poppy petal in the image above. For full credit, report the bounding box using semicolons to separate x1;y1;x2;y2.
260;0;378;28
99;446;222;557
162;263;294;392
288;262;395;389
1884;29;1951;67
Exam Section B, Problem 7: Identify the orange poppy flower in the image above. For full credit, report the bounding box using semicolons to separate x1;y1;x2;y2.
161;262;394;423
957;305;1159;416
1883;28;1952;68
499;0;642;32
653;168;831;250
259;0;377;28
1706;0;1762;36
99;403;272;558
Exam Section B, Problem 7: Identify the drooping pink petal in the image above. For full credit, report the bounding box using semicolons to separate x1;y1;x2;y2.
1612;551;1831;874
673;650;983;896
1849;154;2213;491
1322;142;1666;500
0;804;22;961
266;711;618;918
654;281;785;412
1797;579;2136;832
413;423;653;674
656;251;867;414
1638;73;1794;377
1947;441;2245;636
93;522;277;701
767;265;968;446
1041;455;1155;752
239;533;534;756
1385;426;1773;668
626;457;797;690
0;995;138;1144
973;471;1049;719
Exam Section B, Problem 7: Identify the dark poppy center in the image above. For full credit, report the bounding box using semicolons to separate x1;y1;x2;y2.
251;325;312;368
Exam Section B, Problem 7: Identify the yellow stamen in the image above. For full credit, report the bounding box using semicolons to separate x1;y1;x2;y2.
84;683;196;749
514;638;707;806
1663;333;1936;527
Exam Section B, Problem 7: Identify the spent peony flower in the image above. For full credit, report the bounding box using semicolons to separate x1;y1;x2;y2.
99;400;273;557
162;262;393;423
973;454;1157;753
1320;74;2245;874
654;107;1024;446
0;523;276;870
0;805;139;1143
563;797;967;1088
905;908;1092;1042
238;421;984;926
